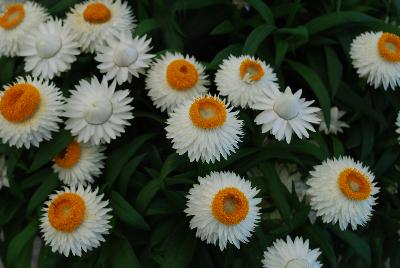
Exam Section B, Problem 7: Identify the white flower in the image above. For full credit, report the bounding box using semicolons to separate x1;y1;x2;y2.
65;0;135;53
185;171;261;250
145;52;209;113
40;185;112;257
262;236;322;268
276;163;307;200
306;156;379;230
215;55;279;108
232;0;250;11
0;156;9;189
0;1;48;57
0;76;64;149
318;107;349;135
395;110;400;142
19;17;80;79
166;95;243;163
253;86;321;143
52;140;106;186
350;31;400;90
95;32;154;85
64;76;134;145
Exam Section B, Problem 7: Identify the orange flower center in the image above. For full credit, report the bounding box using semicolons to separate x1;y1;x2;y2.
211;187;249;225
54;141;81;169
166;59;199;90
0;4;25;30
239;59;264;82
83;2;111;24
378;32;400;62
338;168;372;201
48;193;86;232
0;83;41;123
189;96;227;129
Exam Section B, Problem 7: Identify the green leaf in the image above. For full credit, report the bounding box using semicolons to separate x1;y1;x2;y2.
136;179;162;212
6;219;38;267
303;225;337;268
134;18;161;36
0;195;20;226
110;191;149;230
207;43;243;69
48;0;81;15
287;60;331;126
29;130;74;173
173;0;221;10
117;153;147;195
161;230;196;268
111;232;141;268
159;153;182;179
331;136;345;157
26;173;59;215
324;46;343;97
275;41;288;68
247;0;274;25
242;24;275;55
211;20;234;35
374;149;399;176
0;57;15;85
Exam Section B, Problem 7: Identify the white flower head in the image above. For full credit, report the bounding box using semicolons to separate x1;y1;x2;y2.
395;110;400;142
64;76;134;145
19;17;80;79
0;76;64;149
40;185;112;257
52;140;106;186
145;52;209;113
350;31;400;90
65;0;135;53
318;107;349;135
0;156;9;189
253;86;321;143
166;95;243;163
185;171;261;250
0;1;49;57
215;55;279;108
306;156;379;230
262;236;322;268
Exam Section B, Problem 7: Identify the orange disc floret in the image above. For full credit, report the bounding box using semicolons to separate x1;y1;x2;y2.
189;96;227;129
239;59;264;82
48;193;86;232
211;187;249;225
0;83;41;123
54;141;81;169
166;59;199;90
0;4;25;30
83;2;111;24
338;168;372;201
378;32;400;62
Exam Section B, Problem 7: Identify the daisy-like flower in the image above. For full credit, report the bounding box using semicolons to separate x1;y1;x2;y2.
145;52;209;113
0;76;64;148
40;185;112;257
0;156;9;189
19;18;80;79
350;31;400;90
215;55;279;108
166;95;243;163
185;171;261;250
262;236;322;268
0;1;48;57
276;163;307;201
64;76;134;145
52;140;106;186
318;106;349;135
95;32;154;85
65;0;135;53
253;86;321;143
306;156;379;230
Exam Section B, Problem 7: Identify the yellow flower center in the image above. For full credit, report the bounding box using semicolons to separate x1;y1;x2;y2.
83;2;112;24
211;187;249;225
338;168;372;201
0;4;25;30
189;96;227;129
0;83;41;123
166;59;199;90
54;141;81;169
48;193;86;232
378;32;400;62
239;59;264;82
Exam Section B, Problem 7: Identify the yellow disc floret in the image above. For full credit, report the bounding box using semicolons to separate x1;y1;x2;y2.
212;187;249;225
378;32;400;62
54;141;82;169
48;193;86;232
189;96;227;129
338;168;372;201
166;59;199;90
83;2;112;24
239;58;264;82
0;83;41;123
0;4;25;30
